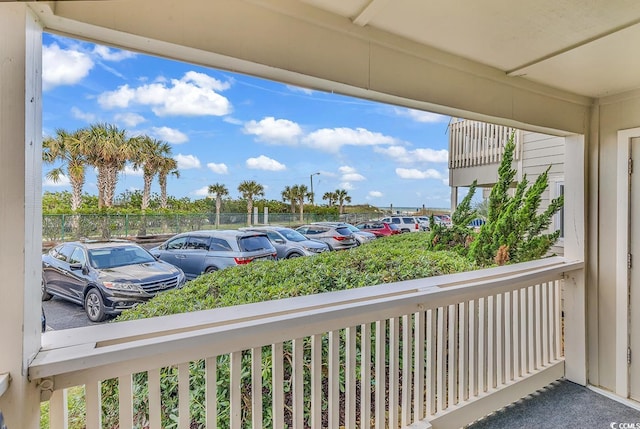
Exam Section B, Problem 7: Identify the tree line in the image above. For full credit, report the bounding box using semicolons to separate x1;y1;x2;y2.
43;123;354;222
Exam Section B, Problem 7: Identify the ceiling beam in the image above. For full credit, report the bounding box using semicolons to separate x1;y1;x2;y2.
353;0;391;27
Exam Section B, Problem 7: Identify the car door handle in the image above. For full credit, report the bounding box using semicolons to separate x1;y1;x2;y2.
175;255;187;259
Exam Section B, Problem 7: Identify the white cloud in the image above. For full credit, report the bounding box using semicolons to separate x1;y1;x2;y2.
114;112;146;127
43;174;70;187
339;182;355;191
92;45;136;62
175;154;201;169
207;162;229;174
42;43;94;91
395;168;443;180
286;85;314;95
304;127;395;152
122;165;143;177
395;108;449;123
223;117;243;125
98;71;232;117
246;155;286;171
192;186;210;197
243;117;303;145
338;165;365;182
375;146;448;164
151;126;189;144
368;191;383;198
71;107;96;123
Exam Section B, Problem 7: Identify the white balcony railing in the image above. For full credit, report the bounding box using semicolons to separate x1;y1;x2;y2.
31;257;582;429
449;120;521;169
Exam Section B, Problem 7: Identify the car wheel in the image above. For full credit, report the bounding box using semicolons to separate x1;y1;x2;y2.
205;266;218;274
287;252;302;258
85;289;107;322
41;277;52;301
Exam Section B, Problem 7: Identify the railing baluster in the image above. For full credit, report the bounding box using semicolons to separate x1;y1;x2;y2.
448;304;458;406
555;280;563;359
504;292;513;383
535;284;543;370
346;327;357;429
272;342;285;429
389;317;400;428
251;348;262;429
479;297;488;393
178;362;190;429
437;306;446;411
230;353;242;429
414;311;425;421
49;388;68;429
206;357;217;429
328;330;340;429
542;283;549;366
361;323;372;428
497;293;505;386
528;286;535;373
85;381;102;429
293;338;305;429
118;375;133;429
487;295;495;390
469;300;478;399
375;320;387;429
521;287;529;375
402;314;412;427
426;309;436;416
512;289;521;379
311;335;322;429
148;370;161;429
459;301;469;402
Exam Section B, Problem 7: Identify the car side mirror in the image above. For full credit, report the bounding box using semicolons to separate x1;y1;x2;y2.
274;238;285;244
69;262;83;271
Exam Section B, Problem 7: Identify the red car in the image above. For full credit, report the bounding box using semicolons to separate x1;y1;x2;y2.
355;222;401;237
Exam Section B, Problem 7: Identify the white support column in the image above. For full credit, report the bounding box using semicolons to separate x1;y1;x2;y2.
450;186;458;213
263;206;268;225
563;134;587;385
253;207;258;225
0;3;43;428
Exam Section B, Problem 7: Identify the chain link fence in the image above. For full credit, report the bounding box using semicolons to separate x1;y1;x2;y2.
42;212;383;242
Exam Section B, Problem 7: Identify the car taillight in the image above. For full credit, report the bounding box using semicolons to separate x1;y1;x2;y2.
234;256;253;264
415;223;419;229
334;236;347;241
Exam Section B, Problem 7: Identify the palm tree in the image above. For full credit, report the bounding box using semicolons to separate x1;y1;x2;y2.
322;191;337;207
238;180;264;225
157;156;179;209
292;184;311;222
133;136;172;210
281;185;297;214
208;183;229;228
42;128;88;212
335;189;351;214
85;123;136;208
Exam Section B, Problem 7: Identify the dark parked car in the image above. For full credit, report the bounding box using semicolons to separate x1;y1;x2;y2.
355;221;401;237
42;240;186;322
242;226;329;259
295;224;358;250
150;230;277;280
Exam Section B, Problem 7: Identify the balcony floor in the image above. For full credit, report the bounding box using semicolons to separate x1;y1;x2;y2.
467;379;640;429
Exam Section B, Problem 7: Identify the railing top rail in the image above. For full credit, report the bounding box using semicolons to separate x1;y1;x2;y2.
31;257;582;385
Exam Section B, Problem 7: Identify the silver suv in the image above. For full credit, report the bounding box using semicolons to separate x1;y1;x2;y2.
242;226;329;259
379;216;422;233
150;230;277;280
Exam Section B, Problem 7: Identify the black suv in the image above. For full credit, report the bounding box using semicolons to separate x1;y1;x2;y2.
42;240;186;322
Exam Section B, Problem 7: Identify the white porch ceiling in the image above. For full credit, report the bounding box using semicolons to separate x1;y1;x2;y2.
301;0;640;98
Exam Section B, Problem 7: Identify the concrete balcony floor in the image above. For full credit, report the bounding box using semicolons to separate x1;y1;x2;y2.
468;379;640;429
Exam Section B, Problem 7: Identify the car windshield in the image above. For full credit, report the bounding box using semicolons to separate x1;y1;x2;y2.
279;229;308;242
89;246;155;269
239;235;273;252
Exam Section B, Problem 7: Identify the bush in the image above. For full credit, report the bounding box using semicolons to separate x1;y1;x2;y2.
95;235;474;428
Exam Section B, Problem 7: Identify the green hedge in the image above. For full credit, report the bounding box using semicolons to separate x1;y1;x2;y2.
54;234;475;428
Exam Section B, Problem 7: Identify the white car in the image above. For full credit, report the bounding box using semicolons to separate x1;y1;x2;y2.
379;216;422;233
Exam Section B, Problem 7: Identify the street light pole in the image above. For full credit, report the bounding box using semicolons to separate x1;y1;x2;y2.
310;172;320;205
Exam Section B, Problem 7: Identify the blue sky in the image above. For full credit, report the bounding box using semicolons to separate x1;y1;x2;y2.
42;33;455;209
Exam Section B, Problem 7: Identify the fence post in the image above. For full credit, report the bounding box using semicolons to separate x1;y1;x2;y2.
60;214;65;241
